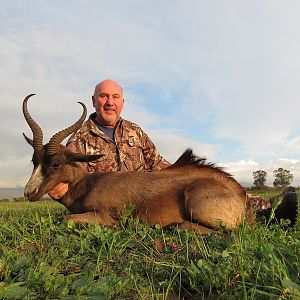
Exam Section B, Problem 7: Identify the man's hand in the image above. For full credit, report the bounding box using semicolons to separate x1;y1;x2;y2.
48;182;69;200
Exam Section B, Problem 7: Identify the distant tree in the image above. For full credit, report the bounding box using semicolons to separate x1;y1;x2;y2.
273;168;293;188
14;197;27;202
252;170;268;189
0;198;10;202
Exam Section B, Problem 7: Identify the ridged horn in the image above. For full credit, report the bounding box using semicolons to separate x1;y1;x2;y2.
47;102;87;155
22;94;44;151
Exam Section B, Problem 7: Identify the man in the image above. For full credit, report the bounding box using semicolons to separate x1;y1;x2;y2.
48;79;170;199
48;79;298;227
68;79;170;172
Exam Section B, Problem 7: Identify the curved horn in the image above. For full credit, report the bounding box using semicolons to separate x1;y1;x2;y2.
47;102;87;155
22;94;44;151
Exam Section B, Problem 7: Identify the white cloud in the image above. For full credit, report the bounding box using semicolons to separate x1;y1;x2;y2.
0;156;32;188
1;1;300;189
147;129;220;163
223;158;300;187
277;158;299;164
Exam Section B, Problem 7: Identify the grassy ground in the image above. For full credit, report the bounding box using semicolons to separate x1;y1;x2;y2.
0;191;299;300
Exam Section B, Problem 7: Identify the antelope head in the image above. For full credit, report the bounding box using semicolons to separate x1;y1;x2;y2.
23;94;101;201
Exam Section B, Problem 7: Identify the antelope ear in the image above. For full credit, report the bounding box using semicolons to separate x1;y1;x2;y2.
68;152;104;163
23;133;34;147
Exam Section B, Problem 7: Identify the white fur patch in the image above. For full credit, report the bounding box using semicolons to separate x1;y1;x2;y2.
25;164;45;195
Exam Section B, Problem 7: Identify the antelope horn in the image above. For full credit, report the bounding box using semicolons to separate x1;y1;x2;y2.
22;94;44;151
47;102;87;155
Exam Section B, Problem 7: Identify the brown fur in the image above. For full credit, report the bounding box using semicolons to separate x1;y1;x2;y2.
24;144;247;234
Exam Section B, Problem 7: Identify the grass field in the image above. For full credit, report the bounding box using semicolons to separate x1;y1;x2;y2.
0;190;299;299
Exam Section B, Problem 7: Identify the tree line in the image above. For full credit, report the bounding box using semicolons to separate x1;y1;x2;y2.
252;168;293;189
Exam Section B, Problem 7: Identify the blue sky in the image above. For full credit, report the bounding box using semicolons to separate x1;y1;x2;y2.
1;0;300;189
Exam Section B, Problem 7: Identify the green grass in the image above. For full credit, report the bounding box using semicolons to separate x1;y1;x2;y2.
0;193;299;300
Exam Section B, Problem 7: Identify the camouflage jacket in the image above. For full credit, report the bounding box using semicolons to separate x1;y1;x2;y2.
67;113;171;173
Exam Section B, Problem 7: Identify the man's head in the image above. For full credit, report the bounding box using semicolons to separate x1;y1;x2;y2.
92;79;124;128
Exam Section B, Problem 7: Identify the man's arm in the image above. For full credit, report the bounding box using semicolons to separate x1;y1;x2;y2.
66;132;85;154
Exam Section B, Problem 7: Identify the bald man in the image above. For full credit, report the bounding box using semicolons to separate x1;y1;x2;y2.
48;79;170;199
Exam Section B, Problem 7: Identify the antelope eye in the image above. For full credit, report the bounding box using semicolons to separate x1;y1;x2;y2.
52;162;60;170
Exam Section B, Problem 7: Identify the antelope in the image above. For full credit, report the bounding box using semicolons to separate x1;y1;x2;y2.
23;94;247;234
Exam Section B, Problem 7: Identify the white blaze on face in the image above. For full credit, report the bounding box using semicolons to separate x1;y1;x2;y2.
25;164;45;196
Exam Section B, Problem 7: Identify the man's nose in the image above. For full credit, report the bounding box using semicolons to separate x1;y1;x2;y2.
106;95;114;104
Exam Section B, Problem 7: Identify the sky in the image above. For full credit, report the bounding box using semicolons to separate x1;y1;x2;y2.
1;0;300;192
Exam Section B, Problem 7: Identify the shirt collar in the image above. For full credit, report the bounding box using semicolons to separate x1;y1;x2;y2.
87;113;123;136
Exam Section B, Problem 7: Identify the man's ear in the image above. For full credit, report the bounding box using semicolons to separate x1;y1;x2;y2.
67;152;104;163
23;133;34;148
92;95;96;108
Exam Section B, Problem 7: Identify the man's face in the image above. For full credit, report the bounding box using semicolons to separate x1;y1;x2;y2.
92;80;124;127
